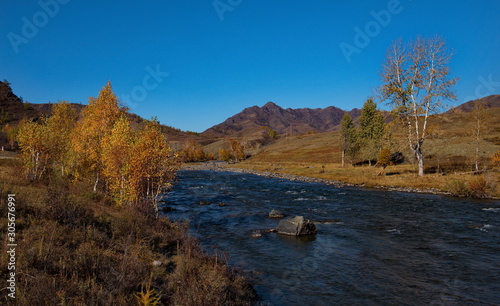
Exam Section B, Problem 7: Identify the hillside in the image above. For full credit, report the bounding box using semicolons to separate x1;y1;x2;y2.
202;101;362;137
246;107;499;163
447;95;500;113
0;80;214;150
0;81;39;124
203;96;500;139
229;104;500;196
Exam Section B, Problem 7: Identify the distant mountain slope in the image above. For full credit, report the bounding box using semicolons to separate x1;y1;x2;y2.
0;80;39;123
203;95;500;138
202;101;361;136
447;95;500;113
0;80;213;149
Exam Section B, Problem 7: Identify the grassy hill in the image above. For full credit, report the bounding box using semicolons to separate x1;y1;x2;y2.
226;105;500;197
245;107;500;164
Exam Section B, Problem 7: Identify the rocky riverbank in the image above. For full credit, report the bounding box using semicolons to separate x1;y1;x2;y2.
181;161;447;196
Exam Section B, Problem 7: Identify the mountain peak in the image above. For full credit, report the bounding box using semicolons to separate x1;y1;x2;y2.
202;102;355;136
263;101;279;107
262;101;282;109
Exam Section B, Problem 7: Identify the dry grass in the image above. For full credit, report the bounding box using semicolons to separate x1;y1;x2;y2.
223;108;500;197
230;160;500;198
0;158;257;305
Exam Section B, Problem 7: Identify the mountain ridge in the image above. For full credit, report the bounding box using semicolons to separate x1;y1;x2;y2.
202;95;500;137
202;101;362;136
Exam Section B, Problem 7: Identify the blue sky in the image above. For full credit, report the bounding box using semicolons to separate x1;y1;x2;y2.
1;0;499;132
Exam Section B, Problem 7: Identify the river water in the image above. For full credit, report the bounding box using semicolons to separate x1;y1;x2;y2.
161;170;500;305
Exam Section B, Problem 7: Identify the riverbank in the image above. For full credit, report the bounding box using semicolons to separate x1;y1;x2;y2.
0;159;257;305
167;169;500;305
182;161;499;198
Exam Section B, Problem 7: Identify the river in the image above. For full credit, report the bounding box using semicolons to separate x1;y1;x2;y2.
161;170;500;305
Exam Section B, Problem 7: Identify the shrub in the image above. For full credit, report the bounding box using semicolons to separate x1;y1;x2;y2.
377;148;392;168
467;175;488;198
218;148;231;162
445;176;489;198
445;179;469;197
492;151;500;169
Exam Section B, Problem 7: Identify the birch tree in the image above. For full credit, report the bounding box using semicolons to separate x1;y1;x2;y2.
71;82;123;191
102;115;134;204
129;119;178;207
470;101;488;171
380;36;458;176
46;101;77;176
16;118;50;180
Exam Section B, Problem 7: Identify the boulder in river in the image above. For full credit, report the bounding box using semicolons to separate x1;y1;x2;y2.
268;209;285;218
277;216;317;236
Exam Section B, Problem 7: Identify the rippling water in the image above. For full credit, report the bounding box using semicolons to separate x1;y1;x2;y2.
161;170;500;305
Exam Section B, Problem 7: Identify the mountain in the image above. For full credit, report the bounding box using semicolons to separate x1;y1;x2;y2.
202;101;362;136
203;95;500;138
446;95;500;113
0;80;214;150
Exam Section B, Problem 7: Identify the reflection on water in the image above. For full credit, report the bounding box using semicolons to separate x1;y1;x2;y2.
162;170;500;305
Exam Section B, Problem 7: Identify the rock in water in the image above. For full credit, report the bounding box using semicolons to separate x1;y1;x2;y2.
269;209;285;218
277;216;317;236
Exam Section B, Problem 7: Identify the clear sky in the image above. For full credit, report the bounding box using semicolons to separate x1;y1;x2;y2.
1;0;499;132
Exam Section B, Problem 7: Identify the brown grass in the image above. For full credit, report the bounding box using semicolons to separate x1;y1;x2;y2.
221;108;500;198
0;158;257;305
230;160;500;198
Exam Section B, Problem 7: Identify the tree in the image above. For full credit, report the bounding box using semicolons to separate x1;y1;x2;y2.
470;101;488;171
2;123;19;150
492;151;500;169
380;36;458;176
71;82;124;191
179;140;207;162
102;115;134;204
376;148;392;176
218;148;231;162
15;102;77;180
339;113;358;167
16;118;51;180
129;119;178;207
358;98;385;166
227;138;245;161
46;101;77;176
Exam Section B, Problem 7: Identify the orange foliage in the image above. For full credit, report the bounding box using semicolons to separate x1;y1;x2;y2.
492;151;500;169
15;82;179;206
